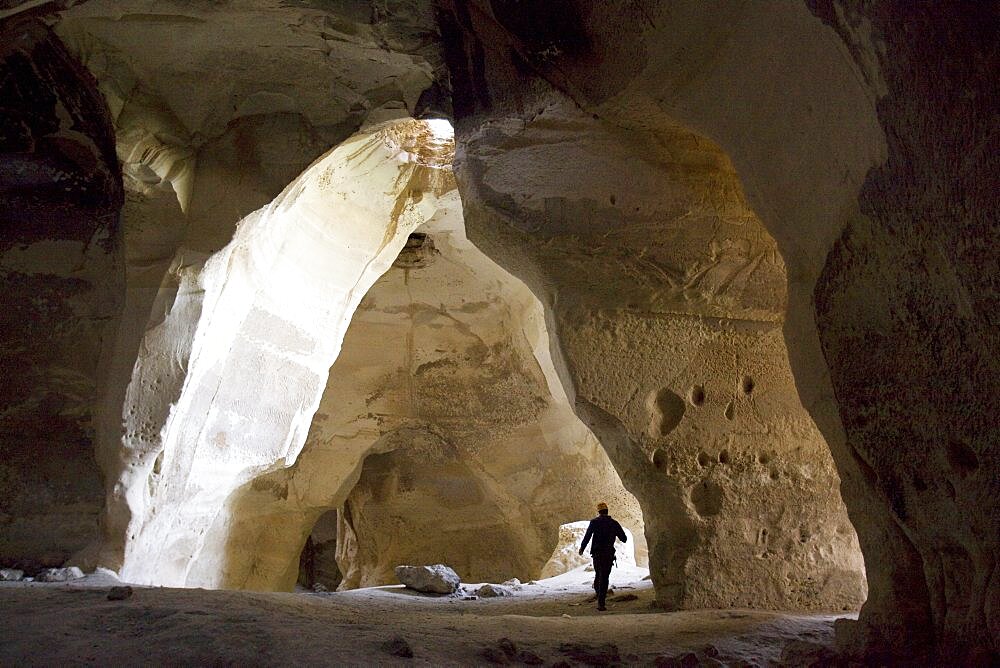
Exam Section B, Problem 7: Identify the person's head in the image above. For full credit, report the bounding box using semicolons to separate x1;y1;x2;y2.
597;502;608;515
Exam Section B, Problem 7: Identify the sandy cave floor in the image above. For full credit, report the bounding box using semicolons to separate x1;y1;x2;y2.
0;565;854;666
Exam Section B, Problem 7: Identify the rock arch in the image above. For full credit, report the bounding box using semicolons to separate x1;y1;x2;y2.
107;120;454;586
438;0;997;662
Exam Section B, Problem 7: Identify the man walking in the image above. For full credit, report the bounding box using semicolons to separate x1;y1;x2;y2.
578;502;628;611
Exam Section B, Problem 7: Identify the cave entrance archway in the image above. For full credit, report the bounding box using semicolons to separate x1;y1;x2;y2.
450;99;869;612
104;119;455;586
105;117;646;592
435;2;999;658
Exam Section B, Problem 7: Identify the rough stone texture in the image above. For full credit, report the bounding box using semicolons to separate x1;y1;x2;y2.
2;0;451;580
35;0;450;575
1;2;994;663
438;0;996;661
381;637;414;659
808;3;999;664
476;584;513;598
103;120;456;587
0;17;123;570
442;85;864;610
395;563;460;594
0;569;24;582
296;510;341;593
188;171;645;591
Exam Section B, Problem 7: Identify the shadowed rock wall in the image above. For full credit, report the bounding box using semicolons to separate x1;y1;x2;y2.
190;187;645;591
0;17;123;570
438;0;997;662
451;95;865;612
809;2;999;662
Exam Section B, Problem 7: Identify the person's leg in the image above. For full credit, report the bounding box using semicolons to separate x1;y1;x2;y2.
594;553;612;609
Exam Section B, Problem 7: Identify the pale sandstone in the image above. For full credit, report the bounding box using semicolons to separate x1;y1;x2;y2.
439;1;996;661
395;564;460;594
187;158;645;591
0;2;994;663
452;97;865;612
106;120;455;587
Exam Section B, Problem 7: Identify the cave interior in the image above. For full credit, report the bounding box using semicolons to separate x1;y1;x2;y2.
0;1;996;666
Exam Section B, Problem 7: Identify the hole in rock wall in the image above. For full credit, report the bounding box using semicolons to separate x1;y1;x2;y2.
651;447;671;472
297;510;341;593
392;231;436;269
690;480;724;518
646;388;685;438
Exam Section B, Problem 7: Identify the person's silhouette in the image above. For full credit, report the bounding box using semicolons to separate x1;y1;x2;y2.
578;502;627;611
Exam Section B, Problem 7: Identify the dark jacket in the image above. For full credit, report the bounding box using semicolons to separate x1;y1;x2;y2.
580;514;627;555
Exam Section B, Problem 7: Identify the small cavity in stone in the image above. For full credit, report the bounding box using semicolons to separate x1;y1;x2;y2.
652;447;670;471
646;388;685;438
689;385;706;407
691;480;724;517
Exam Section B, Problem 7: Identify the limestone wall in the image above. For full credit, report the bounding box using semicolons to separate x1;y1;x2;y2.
190;177;645;591
450;96;865;611
438;0;996;661
0;18;123;570
107;120;455;586
2;3;994;662
44;1;450;572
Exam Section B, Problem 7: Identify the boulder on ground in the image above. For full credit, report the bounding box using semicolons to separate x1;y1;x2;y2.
477;583;513;598
0;569;24;581
36;567;84;582
394;564;460;594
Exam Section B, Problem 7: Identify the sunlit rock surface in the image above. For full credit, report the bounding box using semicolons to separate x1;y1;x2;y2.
108;120;455;586
32;1;448;573
0;2;995;664
188;166;646;591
